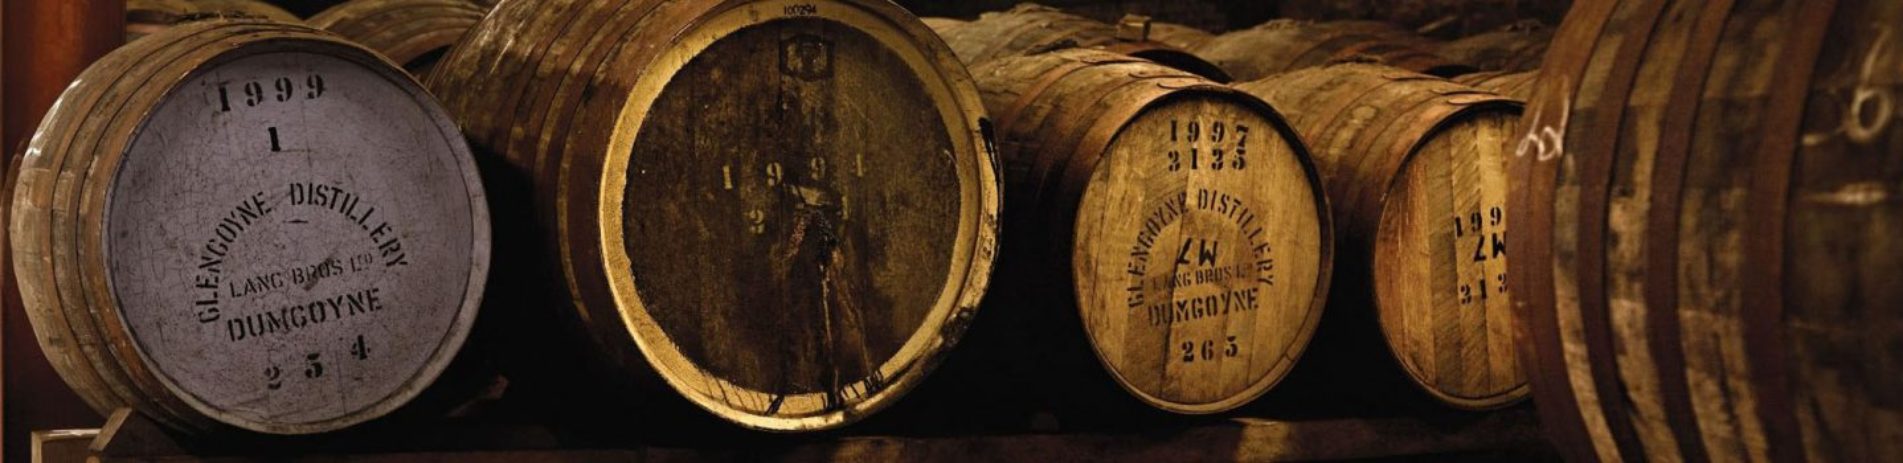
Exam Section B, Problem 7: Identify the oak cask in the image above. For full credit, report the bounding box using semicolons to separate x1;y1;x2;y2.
919;17;968;36
1511;0;1903;461
1194;19;1471;81
972;48;1332;414
308;0;484;78
1235;63;1527;410
426;0;1000;432
1454;70;1535;100
935;4;1230;81
127;0;301;41
10;19;489;435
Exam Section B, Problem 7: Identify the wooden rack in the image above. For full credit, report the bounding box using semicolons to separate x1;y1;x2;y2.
31;407;1551;462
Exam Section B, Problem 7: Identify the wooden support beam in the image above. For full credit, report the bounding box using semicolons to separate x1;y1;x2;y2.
32;408;1551;462
31;429;96;463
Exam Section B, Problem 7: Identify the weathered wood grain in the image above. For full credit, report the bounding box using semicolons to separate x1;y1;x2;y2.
126;0;301;41
1193;19;1471;82
1511;0;1903;461
969;48;1331;414
1454;71;1536;100
1234;63;1527;410
919;17;967;36
307;0;484;78
936;4;1230;81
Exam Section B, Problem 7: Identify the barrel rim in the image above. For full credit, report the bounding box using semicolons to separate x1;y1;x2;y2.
592;0;1001;432
1071;85;1336;414
71;22;300;435
1366;95;1531;410
7;21;242;430
86;21;488;435
306;0;486;71
16;20;326;434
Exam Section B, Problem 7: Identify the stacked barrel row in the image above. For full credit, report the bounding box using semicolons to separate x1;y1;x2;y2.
19;0;1012;440
21;2;1898;460
918;3;1552;417
80;1;1903;455
13;1;1556;444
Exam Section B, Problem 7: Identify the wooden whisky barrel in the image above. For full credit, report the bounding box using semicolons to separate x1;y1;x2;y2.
192;0;299;20
1147;21;1215;51
127;0;301;41
308;0;485;78
971;48;1332;414
1193;19;1472;82
920;17;968;36
1436;20;1551;74
10;19;489;435
1234;63;1527;410
1278;0;1568;39
936;4;1230;81
426;0;1000;432
1453;70;1535;100
1511;0;1903;461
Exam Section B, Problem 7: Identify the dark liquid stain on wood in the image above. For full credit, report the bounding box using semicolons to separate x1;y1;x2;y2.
625;18;959;397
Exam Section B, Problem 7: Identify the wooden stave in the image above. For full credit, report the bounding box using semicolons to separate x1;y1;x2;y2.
919;17;967;36
426;0;1000;432
935;4;1228;81
189;0;301;22
127;0;302;23
1193;19;1472;82
14;21;291;435
424;0;667;436
969;48;1334;415
126;0;304;43
63;22;287;436
13;15;172;427
1453;71;1536;100
528;0;683;407
13;19;487;436
307;0;485;76
1512;0;1903;461
73;25;326;435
